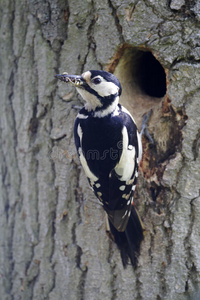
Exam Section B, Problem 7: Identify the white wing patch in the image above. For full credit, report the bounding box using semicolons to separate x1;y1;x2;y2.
121;105;142;162
114;126;135;181
77;123;83;143
92;80;119;97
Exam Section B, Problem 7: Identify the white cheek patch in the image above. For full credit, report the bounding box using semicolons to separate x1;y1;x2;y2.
91;80;119;97
77;73;119;112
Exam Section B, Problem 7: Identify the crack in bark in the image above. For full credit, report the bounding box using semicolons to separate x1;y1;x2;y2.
192;129;200;161
183;197;198;291
70;161;88;298
169;0;196;18
81;0;98;73
148;231;155;264
106;240;118;300
77;260;88;300
46;142;59;297
5;5;23;295
159;261;168;298
24;157;40;299
107;0;125;44
135;268;143;300
110;262;117;300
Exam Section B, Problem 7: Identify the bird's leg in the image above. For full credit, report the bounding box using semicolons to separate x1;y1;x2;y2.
140;109;154;144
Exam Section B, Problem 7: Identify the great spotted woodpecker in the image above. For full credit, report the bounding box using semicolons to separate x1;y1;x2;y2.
55;70;145;268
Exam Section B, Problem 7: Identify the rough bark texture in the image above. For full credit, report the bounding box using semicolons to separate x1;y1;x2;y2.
0;0;200;299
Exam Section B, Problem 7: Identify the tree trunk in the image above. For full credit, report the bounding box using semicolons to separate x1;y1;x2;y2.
0;0;200;299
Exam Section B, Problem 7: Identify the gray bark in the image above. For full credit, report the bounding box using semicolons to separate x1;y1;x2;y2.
0;0;200;299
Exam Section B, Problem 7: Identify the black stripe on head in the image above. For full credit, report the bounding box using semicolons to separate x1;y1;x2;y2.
95;94;118;111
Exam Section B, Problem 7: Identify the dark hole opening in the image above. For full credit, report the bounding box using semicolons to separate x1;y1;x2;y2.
112;47;167;126
137;52;166;98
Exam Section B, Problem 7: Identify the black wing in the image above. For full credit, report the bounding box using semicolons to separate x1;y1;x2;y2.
105;106;141;232
74;106;141;232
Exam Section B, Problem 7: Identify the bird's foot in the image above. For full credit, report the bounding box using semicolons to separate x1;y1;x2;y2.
140;109;154;144
72;105;83;110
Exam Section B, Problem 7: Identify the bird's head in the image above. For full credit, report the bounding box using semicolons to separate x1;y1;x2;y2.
55;70;122;114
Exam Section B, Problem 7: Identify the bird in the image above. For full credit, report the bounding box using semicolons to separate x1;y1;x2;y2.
55;70;145;268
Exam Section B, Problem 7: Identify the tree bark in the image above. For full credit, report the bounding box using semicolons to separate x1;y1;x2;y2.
0;0;200;299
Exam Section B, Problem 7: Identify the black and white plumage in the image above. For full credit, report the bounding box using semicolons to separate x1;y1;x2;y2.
55;70;144;267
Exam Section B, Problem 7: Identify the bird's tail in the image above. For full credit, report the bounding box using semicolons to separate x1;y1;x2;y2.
108;205;144;268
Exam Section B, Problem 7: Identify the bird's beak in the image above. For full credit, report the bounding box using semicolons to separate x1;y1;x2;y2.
55;73;85;87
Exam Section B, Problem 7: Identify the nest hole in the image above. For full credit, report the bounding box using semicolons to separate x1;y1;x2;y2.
138;51;166;98
112;47;167;127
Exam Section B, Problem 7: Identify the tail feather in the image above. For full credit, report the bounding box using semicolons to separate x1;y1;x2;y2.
109;205;144;268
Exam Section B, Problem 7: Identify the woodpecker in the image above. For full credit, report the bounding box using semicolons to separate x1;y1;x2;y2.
55;70;144;268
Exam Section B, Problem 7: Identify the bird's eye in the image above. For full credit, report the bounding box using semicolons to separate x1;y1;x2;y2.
92;77;101;85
